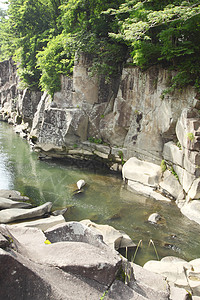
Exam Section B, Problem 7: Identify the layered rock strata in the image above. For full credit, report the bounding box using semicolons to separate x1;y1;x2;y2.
0;222;190;299
1;56;200;221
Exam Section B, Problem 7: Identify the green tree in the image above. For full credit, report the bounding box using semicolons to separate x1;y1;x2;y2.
106;0;200;90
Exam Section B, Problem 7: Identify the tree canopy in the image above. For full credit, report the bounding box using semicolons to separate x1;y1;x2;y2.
0;0;200;95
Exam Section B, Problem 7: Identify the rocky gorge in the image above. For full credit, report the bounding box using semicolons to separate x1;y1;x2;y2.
1;56;200;222
1;56;200;298
0;190;194;299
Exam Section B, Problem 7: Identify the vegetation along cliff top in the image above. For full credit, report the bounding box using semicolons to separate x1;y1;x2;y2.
0;0;200;97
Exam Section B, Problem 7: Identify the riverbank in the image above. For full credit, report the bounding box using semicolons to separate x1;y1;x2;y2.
0;189;193;299
1;57;200;225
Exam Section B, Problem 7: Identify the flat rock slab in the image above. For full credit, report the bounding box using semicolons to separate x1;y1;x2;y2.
26;241;121;286
0;202;52;223
0;189;29;201
0;197;32;209
10;215;65;231
6;226;46;248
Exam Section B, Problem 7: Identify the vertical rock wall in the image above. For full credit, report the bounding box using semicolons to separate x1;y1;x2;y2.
1;55;200;216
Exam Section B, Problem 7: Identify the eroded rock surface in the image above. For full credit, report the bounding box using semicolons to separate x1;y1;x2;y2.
0;223;191;300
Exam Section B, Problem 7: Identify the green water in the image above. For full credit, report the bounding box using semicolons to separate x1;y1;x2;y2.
0;121;200;266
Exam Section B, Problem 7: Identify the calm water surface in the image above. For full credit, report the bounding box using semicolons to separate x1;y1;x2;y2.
0;121;200;265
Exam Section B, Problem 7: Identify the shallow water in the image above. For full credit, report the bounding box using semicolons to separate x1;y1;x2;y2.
0;121;200;266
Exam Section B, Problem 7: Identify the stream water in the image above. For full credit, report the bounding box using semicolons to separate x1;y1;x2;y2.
0;121;200;266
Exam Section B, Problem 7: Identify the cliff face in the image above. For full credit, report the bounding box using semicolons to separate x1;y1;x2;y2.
1;55;200;211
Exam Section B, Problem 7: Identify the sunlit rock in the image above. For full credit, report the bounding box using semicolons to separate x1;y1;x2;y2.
0;202;52;224
76;179;86;190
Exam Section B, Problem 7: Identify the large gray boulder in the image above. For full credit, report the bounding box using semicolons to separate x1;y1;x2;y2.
25;241;121;286
80;219;136;250
44;221;106;250
0;202;52;223
0;247;108;300
0;197;32;209
122;157;162;187
143;257;193;293
181;200;200;225
0;249;53;300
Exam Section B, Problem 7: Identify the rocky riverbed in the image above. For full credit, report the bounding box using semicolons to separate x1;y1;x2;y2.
0;189;198;299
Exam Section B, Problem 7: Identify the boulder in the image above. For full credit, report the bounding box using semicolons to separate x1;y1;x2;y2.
129;262;170;300
0;190;29;201
122;157;162;187
143;258;193;291
0;202;52;224
187;178;200;200
0;247;108;300
23;241;121;286
77;179;86;190
148;213;163;224
8;215;65;231
163;142;184;167
0;249;53;300
0;197;32;209
181;201;200;225
80;219;136;250
190;258;200;271
159;170;184;199
44;221;106;250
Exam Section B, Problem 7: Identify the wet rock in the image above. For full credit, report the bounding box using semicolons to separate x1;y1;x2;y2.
77;179;86;190
148;213;164;224
0;202;52;224
0;197;32;209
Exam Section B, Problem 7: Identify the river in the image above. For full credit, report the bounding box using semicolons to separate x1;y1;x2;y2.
0;121;200;266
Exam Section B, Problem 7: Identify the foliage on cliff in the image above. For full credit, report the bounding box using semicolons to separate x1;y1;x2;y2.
0;0;200;95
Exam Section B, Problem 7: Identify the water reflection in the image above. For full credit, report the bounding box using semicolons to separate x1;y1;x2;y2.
0;121;200;266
